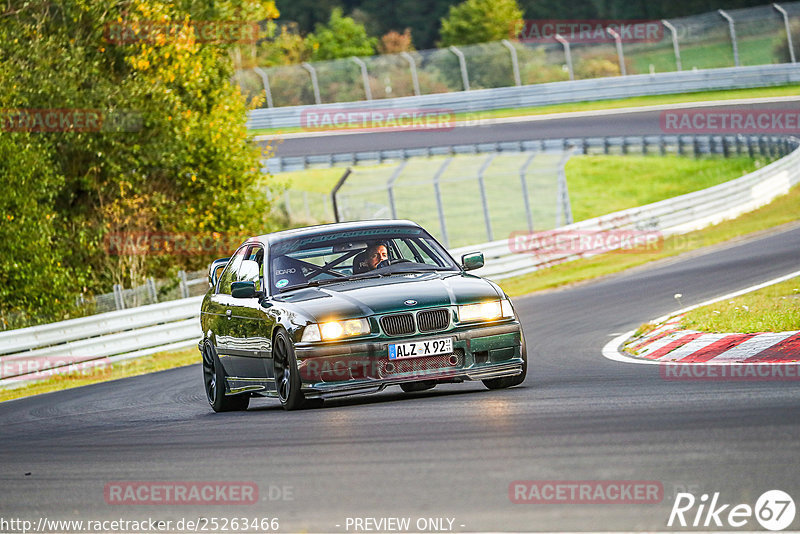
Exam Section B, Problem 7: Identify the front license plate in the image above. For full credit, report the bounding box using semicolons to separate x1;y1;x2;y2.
388;337;453;360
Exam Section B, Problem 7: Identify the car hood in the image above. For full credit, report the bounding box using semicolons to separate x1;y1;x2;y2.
275;271;502;322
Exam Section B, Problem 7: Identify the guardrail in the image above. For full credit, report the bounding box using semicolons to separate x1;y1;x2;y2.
2;135;797;386
247;64;800;131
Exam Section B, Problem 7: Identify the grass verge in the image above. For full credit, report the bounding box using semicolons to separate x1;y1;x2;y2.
679;277;800;333
0;348;198;403
250;85;800;137
498;183;800;297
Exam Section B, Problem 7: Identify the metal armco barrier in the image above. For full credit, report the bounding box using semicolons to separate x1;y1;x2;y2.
2;135;797;385
247;64;800;131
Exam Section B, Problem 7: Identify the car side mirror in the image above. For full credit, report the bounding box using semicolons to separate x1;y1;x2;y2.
461;252;484;271
231;280;259;299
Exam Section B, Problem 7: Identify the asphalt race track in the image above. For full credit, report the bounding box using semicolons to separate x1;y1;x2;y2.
2;223;799;532
266;99;800;157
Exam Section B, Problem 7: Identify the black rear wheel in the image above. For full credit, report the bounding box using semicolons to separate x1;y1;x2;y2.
273;329;306;411
202;342;250;412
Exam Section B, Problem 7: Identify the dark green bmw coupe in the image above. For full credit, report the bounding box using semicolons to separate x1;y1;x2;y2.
199;220;527;412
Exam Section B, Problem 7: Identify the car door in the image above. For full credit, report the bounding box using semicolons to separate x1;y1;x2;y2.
223;243;278;391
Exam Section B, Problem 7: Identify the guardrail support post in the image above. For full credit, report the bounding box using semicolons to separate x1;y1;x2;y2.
662;20;682;71
302;62;322;105
501;39;522;86
519;153;537;232
331;168;352;223
351;57;373;101
252;66;274;108
606;27;627;76
433;158;453;247
448;46;470;91
718;10;740;67
387;160;408;219
774;4;796;63
399;52;422;96
555;34;574;81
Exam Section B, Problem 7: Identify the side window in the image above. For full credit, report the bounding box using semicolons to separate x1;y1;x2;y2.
216;246;248;294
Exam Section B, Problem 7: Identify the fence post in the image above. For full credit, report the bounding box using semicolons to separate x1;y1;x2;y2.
178;270;189;299
400;52;421;96
556;149;574;226
477;154;495;241
147;278;158;303
501;39;522;86
113;284;125;310
301;62;322;105
433;158;453;247
448;46;470;91
555;34;574;81
606;27;627;76
718;10;740;67
351;57;372;101
386;160;408;219
662;20;682;71
519;153;537;232
330;168;353;223
773;4;796;63
252;66;274;108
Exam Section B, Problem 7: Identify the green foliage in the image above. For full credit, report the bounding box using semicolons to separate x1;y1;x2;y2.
307;8;377;61
0;0;279;325
439;0;523;46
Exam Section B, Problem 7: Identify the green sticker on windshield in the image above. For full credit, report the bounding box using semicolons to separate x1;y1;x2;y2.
276;279;289;288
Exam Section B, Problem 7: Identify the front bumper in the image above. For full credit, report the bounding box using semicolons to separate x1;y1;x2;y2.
294;321;523;399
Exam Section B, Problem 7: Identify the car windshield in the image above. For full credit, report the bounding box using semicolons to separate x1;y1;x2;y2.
268;225;458;292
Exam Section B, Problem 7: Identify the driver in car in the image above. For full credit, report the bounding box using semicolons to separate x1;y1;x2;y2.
365;242;389;270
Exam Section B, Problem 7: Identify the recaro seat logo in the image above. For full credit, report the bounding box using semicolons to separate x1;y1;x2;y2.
668;490;796;530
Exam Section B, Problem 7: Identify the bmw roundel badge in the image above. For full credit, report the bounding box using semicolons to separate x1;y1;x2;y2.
404;299;417;306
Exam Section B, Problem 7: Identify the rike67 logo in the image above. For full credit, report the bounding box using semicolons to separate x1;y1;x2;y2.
668;490;795;531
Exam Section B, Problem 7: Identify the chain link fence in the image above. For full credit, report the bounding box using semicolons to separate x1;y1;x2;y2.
241;2;800;108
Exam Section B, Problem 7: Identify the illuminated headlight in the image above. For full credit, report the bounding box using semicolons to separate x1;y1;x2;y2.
301;318;370;342
458;300;514;322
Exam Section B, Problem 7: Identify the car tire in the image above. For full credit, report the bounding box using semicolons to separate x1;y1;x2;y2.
202;342;250;412
273;329;306;411
482;330;528;390
400;381;437;393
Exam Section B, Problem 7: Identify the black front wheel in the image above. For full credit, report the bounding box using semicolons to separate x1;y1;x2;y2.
482;330;528;390
273;329;306;411
202;343;249;412
400;380;437;393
